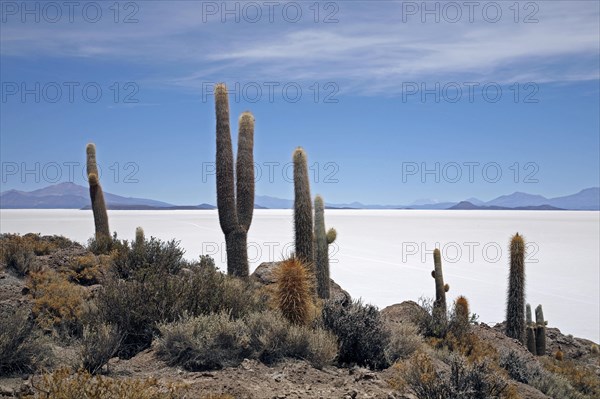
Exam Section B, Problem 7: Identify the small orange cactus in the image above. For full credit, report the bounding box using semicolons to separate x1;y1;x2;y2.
274;257;312;325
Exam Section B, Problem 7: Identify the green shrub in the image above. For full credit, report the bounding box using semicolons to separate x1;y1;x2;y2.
322;299;389;369
81;322;122;374
94;259;266;358
111;236;185;279
0;306;50;375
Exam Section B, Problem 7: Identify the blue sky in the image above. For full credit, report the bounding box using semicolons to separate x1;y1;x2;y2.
1;0;599;205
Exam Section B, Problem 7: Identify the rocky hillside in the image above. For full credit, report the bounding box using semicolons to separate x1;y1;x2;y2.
1;234;598;399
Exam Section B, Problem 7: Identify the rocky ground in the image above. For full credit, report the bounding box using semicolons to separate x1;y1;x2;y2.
1;236;598;398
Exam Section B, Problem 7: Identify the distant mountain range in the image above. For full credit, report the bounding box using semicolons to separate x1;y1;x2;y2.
1;183;598;210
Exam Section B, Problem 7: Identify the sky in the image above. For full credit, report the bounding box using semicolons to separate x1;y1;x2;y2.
1;0;599;205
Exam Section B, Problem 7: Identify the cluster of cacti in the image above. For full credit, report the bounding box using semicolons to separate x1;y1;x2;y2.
535;304;547;356
431;248;449;325
314;195;337;299
214;83;255;277
275;257;311;325
525;302;548;356
506;233;526;343
86;143;110;241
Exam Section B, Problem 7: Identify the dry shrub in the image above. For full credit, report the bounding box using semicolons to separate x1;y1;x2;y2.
542;357;600;397
322;299;389;369
384;323;423;364
62;254;110;285
432;331;498;364
274;257;312;325
81;323;122;374
25;368;186;399
1;234;39;276
28;270;87;335
499;349;591;399
390;352;509;399
0;306;50;375
94;261;266;359
156;311;337;371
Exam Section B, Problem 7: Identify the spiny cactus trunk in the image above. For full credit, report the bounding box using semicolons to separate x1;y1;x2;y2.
293;147;313;269
535;305;546;356
526;326;537;354
314;195;330;299
432;249;448;326
215;84;238;236
526;303;532;325
225;229;249;277
236;112;255;232
215;83;254;277
506;233;526;343
86;144;110;240
535;326;546;356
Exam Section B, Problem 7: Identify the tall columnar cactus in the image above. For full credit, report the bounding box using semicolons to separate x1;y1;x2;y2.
314;195;337;299
86;143;110;241
215;83;255;277
535;304;547;356
506;233;526;343
431;248;449;324
293;147;313;268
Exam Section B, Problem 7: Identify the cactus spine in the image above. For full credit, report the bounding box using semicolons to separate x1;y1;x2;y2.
526;303;532;325
215;83;255;277
535;304;547;356
314;195;336;299
506;233;526;343
86;143;110;241
431;248;449;325
293;147;313;268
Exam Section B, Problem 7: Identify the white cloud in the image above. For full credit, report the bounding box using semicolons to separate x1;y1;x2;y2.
1;1;598;94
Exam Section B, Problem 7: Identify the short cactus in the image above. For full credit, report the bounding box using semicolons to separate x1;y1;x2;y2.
86;143;110;241
431;248;449;323
215;83;255;277
506;233;526;343
135;227;144;247
314;195;336;299
453;296;470;336
535;304;547;356
275;257;311;325
293;147;313;268
555;349;563;361
326;228;337;245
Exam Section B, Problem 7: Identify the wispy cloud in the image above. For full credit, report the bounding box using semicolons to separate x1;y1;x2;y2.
2;1;598;95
